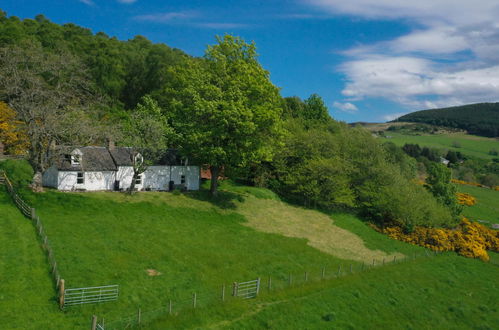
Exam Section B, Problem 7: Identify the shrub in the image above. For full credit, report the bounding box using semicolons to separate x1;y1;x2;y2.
373;218;499;262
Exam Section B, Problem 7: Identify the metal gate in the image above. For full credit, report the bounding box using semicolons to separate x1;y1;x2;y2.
233;278;260;299
63;284;119;308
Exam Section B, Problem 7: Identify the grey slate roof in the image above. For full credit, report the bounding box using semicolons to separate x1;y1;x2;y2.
57;147;119;171
109;147;134;166
55;147;185;171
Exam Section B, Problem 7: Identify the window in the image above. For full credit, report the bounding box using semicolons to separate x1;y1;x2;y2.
77;172;84;184
135;174;142;185
181;175;186;185
64;154;71;162
71;154;81;165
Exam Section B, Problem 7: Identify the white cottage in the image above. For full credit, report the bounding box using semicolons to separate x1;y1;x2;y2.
42;146;200;191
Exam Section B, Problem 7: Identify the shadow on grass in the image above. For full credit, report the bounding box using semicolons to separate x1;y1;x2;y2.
186;189;245;210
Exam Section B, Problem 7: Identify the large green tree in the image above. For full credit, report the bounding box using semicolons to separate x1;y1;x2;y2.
121;95;172;193
162;35;282;195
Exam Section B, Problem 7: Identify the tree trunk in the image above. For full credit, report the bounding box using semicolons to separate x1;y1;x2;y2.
210;166;219;196
128;171;138;195
31;171;43;192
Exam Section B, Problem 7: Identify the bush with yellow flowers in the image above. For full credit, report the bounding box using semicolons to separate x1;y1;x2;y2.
456;192;477;206
373;218;499;262
451;178;488;188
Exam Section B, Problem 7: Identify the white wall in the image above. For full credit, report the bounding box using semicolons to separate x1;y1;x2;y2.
143;166;170;191
116;166;134;190
57;171;115;191
170;165;200;190
58;171;78;190
49;165;200;191
42;165;58;188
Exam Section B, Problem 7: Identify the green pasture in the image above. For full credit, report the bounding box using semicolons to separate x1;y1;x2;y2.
384;132;499;160
149;254;499;329
457;184;499;225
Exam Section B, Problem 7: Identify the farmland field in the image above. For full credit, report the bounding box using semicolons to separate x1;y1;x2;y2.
383;132;499;160
1;175;498;328
457;184;499;225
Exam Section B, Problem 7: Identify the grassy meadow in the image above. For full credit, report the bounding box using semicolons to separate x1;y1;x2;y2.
1;168;498;328
457;184;499;225
383;132;499;160
149;254;499;329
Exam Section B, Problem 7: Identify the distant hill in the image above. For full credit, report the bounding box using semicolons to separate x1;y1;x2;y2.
394;103;499;137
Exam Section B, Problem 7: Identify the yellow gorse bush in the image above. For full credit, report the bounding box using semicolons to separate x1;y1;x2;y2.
456;192;477;206
373;218;499;262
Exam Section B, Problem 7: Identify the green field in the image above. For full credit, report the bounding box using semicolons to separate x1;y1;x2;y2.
149;254;499;329
1;176;498;328
457;185;499;225
384;132;499;160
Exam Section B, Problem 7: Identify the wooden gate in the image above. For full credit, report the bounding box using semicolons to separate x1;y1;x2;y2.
232;278;260;299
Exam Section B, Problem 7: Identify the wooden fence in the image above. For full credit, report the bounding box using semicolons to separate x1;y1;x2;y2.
94;251;444;329
0;171;66;308
0;171;117;310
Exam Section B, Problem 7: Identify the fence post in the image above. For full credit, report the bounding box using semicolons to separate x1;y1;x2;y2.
304;272;308;282
337;265;341;277
169;300;172;315
268;276;272;291
321;267;325;279
232;282;238;296
222;284;225;302
288;273;292;286
137;308;141;326
91;315;97;330
59;279;65;309
31;208;36;221
372;259;375;267
393;255;396;263
193;293;197;308
256;277;261;296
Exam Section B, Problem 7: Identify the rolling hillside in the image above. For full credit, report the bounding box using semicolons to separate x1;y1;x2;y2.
395;103;499;137
1;168;498;328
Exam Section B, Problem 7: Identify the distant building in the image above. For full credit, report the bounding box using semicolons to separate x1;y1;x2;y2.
440;157;450;166
42;146;199;191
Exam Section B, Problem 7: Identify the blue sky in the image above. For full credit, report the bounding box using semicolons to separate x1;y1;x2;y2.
3;1;499;122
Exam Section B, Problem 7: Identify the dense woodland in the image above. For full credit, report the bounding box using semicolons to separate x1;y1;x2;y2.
396;103;499;137
0;11;461;229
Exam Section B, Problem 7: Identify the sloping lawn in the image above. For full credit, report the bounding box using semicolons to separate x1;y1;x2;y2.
150;254;499;329
457;185;499;225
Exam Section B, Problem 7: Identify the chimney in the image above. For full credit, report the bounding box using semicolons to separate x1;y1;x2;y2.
108;139;115;150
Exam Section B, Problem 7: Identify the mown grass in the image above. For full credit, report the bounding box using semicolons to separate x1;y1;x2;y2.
385;132;499;160
149;254;499;329
457;184;499;225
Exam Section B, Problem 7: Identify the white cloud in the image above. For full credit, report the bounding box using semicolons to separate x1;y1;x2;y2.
195;23;248;29
133;12;246;29
133;12;196;23
305;0;499;26
117;0;137;3
333;101;358;112
383;112;408;121
79;0;94;5
304;0;499;109
340;55;499;108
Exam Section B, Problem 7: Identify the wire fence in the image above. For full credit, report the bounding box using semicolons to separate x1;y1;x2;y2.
0;171;118;310
95;250;443;329
0;171;65;305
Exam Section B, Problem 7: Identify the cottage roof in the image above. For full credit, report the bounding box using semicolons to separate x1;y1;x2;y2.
57;147;118;171
55;146;186;171
109;147;134;166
